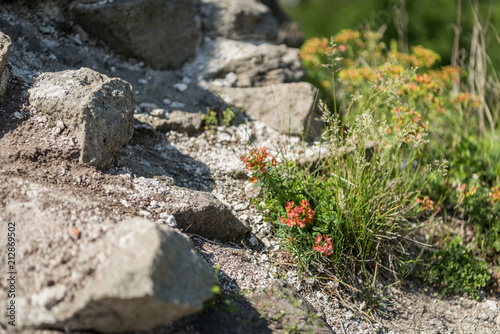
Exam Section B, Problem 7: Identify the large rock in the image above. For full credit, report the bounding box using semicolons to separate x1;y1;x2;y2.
184;38;305;87
122;176;249;241
205;41;305;87
196;0;279;41
212;82;322;138
166;187;249;241
28;67;135;168
32;218;216;333
147;109;204;135
0;31;11;100
70;0;200;70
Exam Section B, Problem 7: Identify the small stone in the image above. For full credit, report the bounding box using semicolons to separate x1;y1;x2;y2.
259;222;272;236
120;199;131;208
170;101;186;109
32;285;66;310
237;124;252;143
173;83;188;92
249;234;258;246
138;78;148;85
218;132;232;143
139;210;152;218
232;202;248;211
163;98;172;105
245;182;261;198
485;300;498;312
150;108;166;118
225;72;237;86
139;102;158;113
159;212;177;227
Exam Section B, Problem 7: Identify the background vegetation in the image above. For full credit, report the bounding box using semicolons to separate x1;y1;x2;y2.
239;0;500;309
281;0;500;72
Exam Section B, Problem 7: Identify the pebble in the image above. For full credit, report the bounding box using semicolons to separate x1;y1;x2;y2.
158;213;177;227
139;102;158;113
170;101;185;109
244;182;261;198
32;285;66;309
150;109;166;118
485;300;498;312
232;202;248;211
173;83;188;92
249;234;257;246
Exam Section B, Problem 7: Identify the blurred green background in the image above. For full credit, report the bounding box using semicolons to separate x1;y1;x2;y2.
280;0;500;71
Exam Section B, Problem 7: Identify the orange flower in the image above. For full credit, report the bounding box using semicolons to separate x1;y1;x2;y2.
313;234;333;256
279;200;315;228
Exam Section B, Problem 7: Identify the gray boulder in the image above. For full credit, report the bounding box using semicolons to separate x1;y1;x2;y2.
152;109;204;135
70;0;200;70
49;218;216;333
28;67;135;168
162;186;249;241
205;41;305;87
212;82;322;138
0;31;11;100
197;0;279;41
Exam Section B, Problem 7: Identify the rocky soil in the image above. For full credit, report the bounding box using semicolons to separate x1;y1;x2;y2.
0;1;499;333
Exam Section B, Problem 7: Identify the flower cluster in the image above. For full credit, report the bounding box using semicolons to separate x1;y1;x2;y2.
280;200;315;228
461;184;478;198
416;195;437;211
313;234;333;256
389;107;428;142
451;93;482;109
334;29;364;46
240;147;277;183
389;45;440;68
412;45;441;68
489;187;500;203
299;37;331;69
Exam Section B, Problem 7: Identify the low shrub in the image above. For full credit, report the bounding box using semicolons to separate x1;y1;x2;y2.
418;236;490;298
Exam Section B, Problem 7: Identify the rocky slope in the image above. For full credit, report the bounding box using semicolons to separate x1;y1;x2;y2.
0;1;499;333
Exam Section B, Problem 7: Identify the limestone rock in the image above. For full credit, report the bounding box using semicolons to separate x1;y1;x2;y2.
0;31;11;100
201;39;305;87
15;217;216;333
70;0;200;70
154;110;204;134
163;186;249;241
51;218;216;333
197;0;279;41
28;67;135;168
212;82;322;138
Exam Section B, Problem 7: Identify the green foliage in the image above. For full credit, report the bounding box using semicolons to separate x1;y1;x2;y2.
241;25;500;304
418;236;490;298
300;27;500;256
282;0;500;71
222;107;235;127
241;64;438;281
203;108;219;128
203;107;237;128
